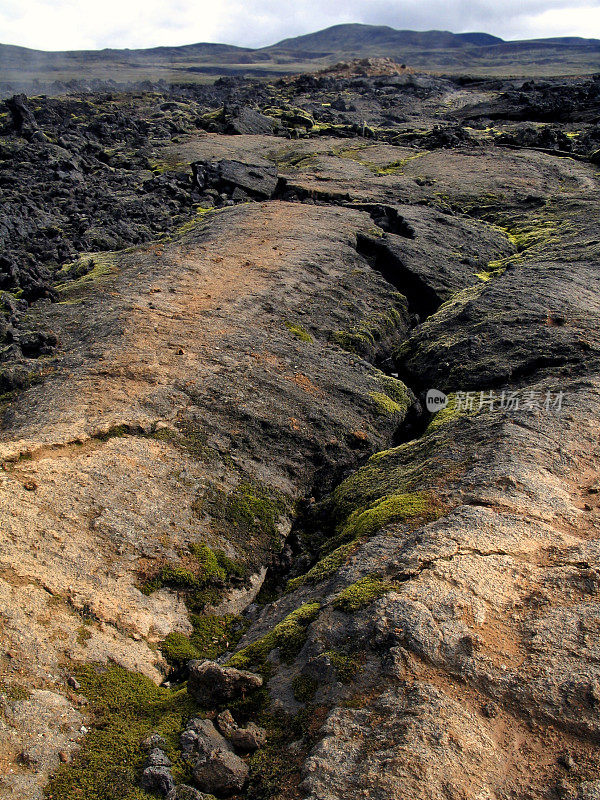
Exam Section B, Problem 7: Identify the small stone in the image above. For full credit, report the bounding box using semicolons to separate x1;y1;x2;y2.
481;702;498;718
141;733;168;751
147;748;172;768
23;480;37;491
216;709;267;751
67;676;81;691
558;752;576;771
59;751;69;763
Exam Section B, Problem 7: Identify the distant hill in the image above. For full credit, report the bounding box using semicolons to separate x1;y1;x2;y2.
1;22;599;95
264;24;505;54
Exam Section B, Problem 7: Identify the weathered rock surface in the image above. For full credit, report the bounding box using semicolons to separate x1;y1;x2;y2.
180;718;249;794
192;158;280;199
1;66;600;800
187;661;263;707
216;709;267;751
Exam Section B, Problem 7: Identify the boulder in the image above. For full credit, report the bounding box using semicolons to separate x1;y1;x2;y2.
216;709;267;751
187;660;263;707
192;159;279;200
191;749;249;795
180;717;232;757
224;106;276;136
180;717;249;795
147;748;172;768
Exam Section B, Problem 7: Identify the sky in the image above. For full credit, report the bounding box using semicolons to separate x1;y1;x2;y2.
1;0;600;51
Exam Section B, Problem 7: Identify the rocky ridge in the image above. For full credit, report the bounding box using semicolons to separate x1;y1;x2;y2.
0;65;599;800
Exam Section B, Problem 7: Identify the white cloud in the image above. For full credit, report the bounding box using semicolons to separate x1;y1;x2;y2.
0;0;599;51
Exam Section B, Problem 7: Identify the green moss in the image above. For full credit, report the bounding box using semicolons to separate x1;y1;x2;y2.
159;631;200;664
148;156;188;174
262;106;314;129
44;664;202;800
227;602;321;669
333;576;393;613
292;674;318;703
331;307;406;358
374;151;427;175
56;252;118;293
368;391;403;415
339;491;438;542
325;651;360;683
332;329;374;354
328;438;450;540
160;614;248;667
141;543;245;611
286;542;357;592
0;681;32;702
425;392;477;433
169;207;215;239
195;481;287;549
245;707;310;800
284;320;313;343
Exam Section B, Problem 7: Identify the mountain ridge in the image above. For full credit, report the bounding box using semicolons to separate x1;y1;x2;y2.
1;22;599;91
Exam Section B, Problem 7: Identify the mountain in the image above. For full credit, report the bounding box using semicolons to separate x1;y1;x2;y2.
1;22;599;94
264;23;505;54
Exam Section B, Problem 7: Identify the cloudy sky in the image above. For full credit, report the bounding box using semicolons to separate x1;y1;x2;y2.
1;0;599;51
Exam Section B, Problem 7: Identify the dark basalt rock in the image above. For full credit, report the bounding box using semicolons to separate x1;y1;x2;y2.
224;105;277;135
192;158;279;200
6;94;38;135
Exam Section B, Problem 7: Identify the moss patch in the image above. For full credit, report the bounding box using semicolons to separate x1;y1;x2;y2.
195;481;287;553
284;320;313;343
292;675;318;703
425;392;477;434
325;650;360;683
56;252;118;294
286;541;357;592
44;664;202;800
331;307;406;358
339;491;438;541
160;613;248;667
227;602;321;669
333;576;393;613
141;543;246;611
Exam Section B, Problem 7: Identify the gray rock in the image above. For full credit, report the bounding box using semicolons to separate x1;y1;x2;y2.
192;748;249;795
141;765;175;797
180;717;233;757
180;717;248;794
147;747;172;768
192;159;279;200
187;660;263;707
225;106;276;136
216;709;267;751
